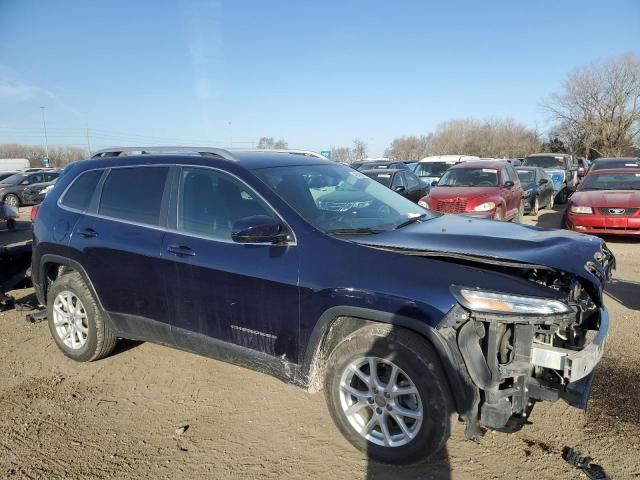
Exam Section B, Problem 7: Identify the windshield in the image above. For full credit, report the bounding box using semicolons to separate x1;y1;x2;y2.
363;171;393;187
438;167;499;187
253;164;432;234
591;159;640;170
580;172;640;191
0;173;27;185
516;170;535;184
523;156;567;169
414;162;450;178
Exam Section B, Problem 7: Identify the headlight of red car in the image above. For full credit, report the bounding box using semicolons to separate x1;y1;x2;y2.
569;205;593;214
473;201;496;212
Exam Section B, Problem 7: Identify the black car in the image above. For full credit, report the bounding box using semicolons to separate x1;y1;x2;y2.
0;172;17;182
515;167;555;215
361;168;428;203
32;146;613;465
0;170;60;207
351;160;410;171
21;178;59;205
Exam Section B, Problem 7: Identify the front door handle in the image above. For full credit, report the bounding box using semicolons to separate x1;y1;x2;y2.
167;245;196;257
77;228;97;238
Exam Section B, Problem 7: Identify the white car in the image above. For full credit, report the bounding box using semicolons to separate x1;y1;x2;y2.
414;155;480;185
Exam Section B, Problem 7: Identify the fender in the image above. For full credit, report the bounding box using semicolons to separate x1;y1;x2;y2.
300;305;476;416
37;254;110;320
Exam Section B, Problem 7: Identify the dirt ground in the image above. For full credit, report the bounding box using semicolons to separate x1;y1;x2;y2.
1;206;639;480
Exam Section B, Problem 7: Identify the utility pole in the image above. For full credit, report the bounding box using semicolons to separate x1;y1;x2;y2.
40;106;49;159
86;127;92;154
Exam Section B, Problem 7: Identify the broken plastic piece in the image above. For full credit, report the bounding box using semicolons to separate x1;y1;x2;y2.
562;446;612;480
25;310;48;324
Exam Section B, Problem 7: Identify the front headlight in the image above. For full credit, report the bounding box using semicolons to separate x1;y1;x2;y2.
418;200;428;208
451;286;572;315
473;202;496;212
570;205;593;214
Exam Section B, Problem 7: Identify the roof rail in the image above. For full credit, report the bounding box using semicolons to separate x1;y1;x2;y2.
90;146;239;162
234;149;329;159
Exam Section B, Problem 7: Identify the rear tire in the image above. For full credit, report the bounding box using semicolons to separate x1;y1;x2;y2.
513;202;524;223
530;197;539;216
6;219;16;232
47;272;117;362
547;194;554;210
324;324;452;465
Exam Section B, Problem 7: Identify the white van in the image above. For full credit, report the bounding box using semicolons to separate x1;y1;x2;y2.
414;155;480;185
0;158;30;171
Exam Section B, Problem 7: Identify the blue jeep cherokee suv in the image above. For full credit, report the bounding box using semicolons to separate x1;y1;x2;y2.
32;147;614;465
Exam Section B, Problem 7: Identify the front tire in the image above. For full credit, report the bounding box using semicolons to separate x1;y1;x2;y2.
530;197;539;216
324;324;452;465
556;188;568;204
3;193;19;208
47;272;117;362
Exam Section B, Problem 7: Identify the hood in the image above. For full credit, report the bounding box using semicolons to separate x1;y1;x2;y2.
428;186;497;201
571;190;640;209
352;215;613;304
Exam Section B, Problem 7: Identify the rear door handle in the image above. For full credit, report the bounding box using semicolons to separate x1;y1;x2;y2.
167;245;196;257
77;228;97;238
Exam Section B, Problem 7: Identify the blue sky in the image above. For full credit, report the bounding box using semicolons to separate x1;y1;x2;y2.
0;0;638;156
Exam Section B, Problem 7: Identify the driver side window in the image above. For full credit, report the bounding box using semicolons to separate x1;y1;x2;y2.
177;167;275;241
391;173;406;189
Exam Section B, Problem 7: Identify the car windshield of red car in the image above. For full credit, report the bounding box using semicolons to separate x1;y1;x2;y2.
580;172;640;191
438;168;498;187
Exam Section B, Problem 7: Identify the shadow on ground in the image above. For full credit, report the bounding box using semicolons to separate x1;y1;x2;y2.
587;358;640;427
605;278;640;311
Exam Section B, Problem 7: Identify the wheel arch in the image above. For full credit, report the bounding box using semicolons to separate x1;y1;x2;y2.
300;306;475;416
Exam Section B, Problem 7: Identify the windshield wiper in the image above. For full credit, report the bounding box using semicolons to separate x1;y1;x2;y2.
394;213;427;229
325;227;386;236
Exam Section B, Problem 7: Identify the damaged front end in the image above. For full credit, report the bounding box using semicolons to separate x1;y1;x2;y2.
436;247;614;438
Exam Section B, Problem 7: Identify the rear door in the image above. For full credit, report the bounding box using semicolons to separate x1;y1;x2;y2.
161;166;300;360
73;165;173;339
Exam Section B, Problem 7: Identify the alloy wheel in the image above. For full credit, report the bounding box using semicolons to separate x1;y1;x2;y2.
339;357;423;447
53;291;89;350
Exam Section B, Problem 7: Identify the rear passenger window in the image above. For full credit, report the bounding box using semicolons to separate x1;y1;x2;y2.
61;170;103;211
178;167;274;240
99;167;169;226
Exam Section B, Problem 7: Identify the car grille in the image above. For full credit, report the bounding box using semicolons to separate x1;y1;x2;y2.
436;199;468;214
598;208;638;216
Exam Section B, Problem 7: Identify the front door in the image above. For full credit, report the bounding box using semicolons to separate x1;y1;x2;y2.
161;166;300;361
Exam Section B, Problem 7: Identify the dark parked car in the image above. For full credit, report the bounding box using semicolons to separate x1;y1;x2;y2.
0;170;60;207
515;167;554;215
575;157;591;179
522;153;578;204
419;160;525;222
0;172;17;182
351;160;410;171
32;147;613;465
361;168;428;203
22;178;59;205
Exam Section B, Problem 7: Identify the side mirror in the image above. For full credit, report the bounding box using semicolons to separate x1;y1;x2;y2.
394;186;406;193
431;180;438;187
504;180;514;188
231;215;288;244
538;178;549;185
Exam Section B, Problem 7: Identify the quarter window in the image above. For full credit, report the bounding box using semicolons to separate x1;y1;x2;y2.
60;170;103;211
178;167;275;240
99;167;169;226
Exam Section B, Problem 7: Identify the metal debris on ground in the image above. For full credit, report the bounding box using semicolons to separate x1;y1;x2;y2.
174;425;189;436
25;310;47;324
562;446;612;479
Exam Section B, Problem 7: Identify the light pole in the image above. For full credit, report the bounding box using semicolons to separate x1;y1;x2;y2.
40;106;49;160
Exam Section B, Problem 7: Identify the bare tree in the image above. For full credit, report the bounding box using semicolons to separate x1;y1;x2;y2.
0;144;87;167
257;137;288;149
545;53;640;157
384;135;432;160
330;146;352;163
351;138;367;160
427;118;540;157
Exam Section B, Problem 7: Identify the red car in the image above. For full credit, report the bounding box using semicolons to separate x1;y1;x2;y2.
564;168;640;236
418;160;524;221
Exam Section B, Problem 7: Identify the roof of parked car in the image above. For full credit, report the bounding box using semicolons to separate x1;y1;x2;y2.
526;153;571;157
361;168;404;174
